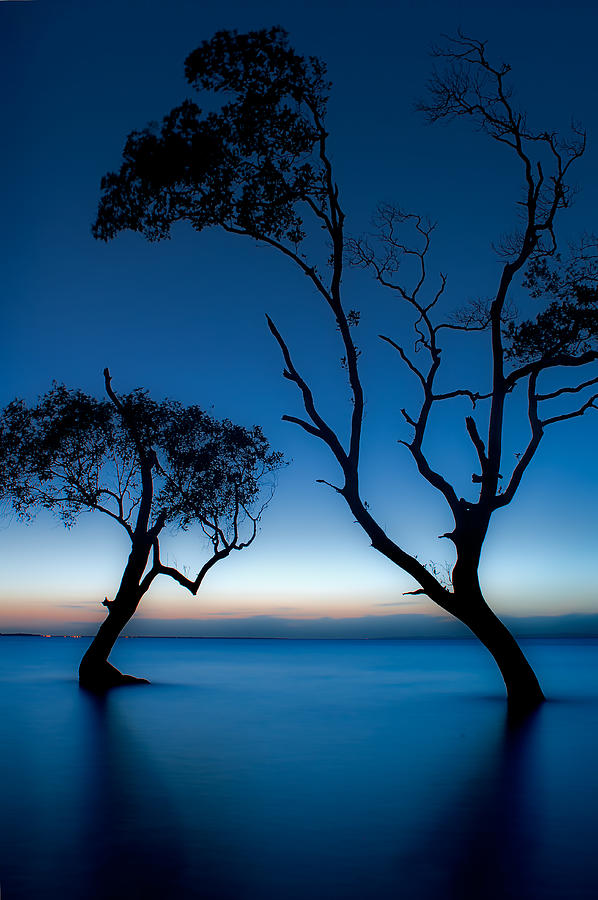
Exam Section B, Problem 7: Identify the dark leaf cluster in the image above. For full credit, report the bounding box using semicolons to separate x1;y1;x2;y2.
1;384;283;536
93;27;330;247
506;247;598;361
2;386;117;525
158;407;283;530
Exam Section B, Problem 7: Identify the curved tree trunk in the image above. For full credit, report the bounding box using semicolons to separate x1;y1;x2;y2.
455;594;544;713
437;524;544;713
344;488;544;711
79;540;151;691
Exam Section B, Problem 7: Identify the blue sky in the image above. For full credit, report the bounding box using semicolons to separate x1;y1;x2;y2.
1;0;597;635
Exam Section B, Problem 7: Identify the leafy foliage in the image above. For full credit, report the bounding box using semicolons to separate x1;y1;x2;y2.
93;27;330;247
505;244;598;361
1;382;283;541
3;387;116;525
157;406;282;531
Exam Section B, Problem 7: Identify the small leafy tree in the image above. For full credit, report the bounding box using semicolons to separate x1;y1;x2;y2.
3;370;283;689
92;28;597;711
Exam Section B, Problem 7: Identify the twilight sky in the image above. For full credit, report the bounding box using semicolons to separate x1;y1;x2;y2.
1;0;597;635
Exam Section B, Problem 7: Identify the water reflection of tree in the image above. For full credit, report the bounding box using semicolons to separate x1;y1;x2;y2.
77;691;244;900
398;708;543;900
75;691;187;899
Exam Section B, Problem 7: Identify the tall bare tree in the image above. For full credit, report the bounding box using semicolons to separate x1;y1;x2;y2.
93;28;597;711
3;370;282;689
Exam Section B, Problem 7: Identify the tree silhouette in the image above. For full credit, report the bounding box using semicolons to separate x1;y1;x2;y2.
2;370;283;689
93;28;597;711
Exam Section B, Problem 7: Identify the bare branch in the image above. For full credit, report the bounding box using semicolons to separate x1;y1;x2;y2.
224;225;332;302
94;503;135;538
494;372;543;509
379;334;426;388
437;297;493;333
540;392;598;426
267;315;348;468
536;375;598;402
432;389;491;406
315;478;344;493
465;416;488;470
506;350;598;389
405;441;461;515
281;415;322;439
234;512;259;551
400;408;417;428
147;529;233;595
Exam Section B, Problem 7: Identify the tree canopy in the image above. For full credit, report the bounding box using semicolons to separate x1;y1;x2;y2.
2;370;283;688
4;374;282;565
93;27;330;249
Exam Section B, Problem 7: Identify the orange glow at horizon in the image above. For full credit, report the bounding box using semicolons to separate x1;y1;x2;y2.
2;585;596;633
0;588;435;629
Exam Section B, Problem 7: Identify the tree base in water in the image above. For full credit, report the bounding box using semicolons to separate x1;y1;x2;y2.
78;659;150;691
506;689;545;725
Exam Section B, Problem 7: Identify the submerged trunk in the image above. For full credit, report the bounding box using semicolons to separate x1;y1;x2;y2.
79;540;151;691
344;488;544;710
449;551;544;713
442;521;545;713
459;598;544;711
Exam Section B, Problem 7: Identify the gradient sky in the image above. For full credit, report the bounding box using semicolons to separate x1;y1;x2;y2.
1;0;597;635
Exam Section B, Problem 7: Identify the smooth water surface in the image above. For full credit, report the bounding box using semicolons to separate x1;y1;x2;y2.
1;637;597;899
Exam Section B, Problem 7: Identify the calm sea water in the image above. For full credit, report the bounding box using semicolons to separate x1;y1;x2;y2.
0;636;597;899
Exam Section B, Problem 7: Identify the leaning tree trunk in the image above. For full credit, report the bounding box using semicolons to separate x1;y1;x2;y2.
460;599;544;710
345;491;544;711
451;572;544;713
79;539;151;691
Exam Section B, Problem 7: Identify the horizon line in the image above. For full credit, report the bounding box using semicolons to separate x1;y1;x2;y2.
3;632;598;641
